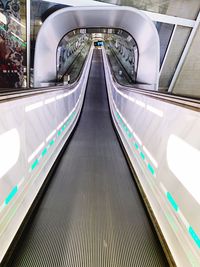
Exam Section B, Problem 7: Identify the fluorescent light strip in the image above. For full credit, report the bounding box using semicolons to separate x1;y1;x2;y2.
178;210;189;228
160;182;189;228
45;97;55;105
56;94;65;100
46;130;56;142
11;31;24;42
31;158;39;171
63;92;71;98
143;145;158;168
112;99;133;133
146;104;163;117
189;226;200;248
18;177;25;188
41;147;47;157
57;121;64;130
115;86;135;102
5;186;18;205
136;100;145;108
10;16;25;28
115;88;135;103
147;163;155;176
63;89;76;98
0;204;5;213
25;101;43;112
28;142;45;163
160;182;167;194
133;132;142;146
160;182;179;211
113;81;163;119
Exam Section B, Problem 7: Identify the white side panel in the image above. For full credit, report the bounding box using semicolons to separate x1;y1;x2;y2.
0;47;93;263
102;48;200;267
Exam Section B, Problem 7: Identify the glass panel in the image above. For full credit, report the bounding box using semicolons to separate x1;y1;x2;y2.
104;29;138;86
30;0;67;86
173;25;200;98
98;0;200;20
159;26;191;91
57;29;91;85
0;0;26;89
155;22;174;68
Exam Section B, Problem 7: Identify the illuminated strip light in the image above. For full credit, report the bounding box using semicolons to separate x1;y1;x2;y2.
49;139;55;146
0;12;7;24
46;130;56;142
161;182;186;223
115;88;135;103
56;88;77;100
146;104;163;117
10;16;25;28
5;186;18;205
31;158;39;171
25;101;43;112
0;204;5;213
143;146;158;168
63;89;75;97
189;227;200;249
167;192;178;212
0;95;81;217
0;176;24;213
41;147;47;157
29;91;81;172
160;182;200;250
57;121;64;130
28;142;44;163
45;97;55;105
11;31;24;43
18;177;25;188
113;81;163;118
160;182;178;211
56;94;65;100
133;132;142;146
179;210;189;228
112;99;133;134
112;96;157;177
136;100;145;108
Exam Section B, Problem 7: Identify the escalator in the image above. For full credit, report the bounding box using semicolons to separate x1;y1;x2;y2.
9;49;169;267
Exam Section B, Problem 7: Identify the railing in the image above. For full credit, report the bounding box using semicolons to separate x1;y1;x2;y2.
0;46;94;265
102;47;200;267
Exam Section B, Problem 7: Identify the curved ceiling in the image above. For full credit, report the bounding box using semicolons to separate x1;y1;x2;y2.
34;6;160;89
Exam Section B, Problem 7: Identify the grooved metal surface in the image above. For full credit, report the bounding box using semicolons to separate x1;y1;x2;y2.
10;49;168;267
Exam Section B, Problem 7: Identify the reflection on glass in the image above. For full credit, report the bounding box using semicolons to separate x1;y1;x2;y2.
173;26;200;98
0;0;26;89
57;29;91;84
159;26;191;91
104;29;138;86
98;0;200;20
155;22;174;68
30;0;67;87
